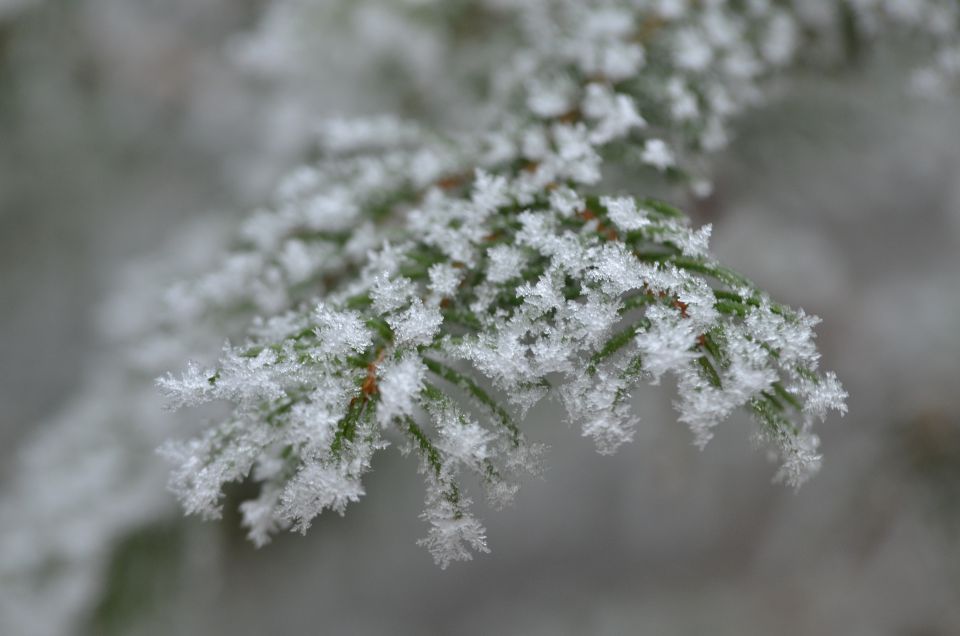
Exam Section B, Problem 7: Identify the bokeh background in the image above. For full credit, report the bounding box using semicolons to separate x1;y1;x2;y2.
1;1;958;635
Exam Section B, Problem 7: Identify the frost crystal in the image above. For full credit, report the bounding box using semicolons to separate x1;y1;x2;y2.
377;353;426;427
416;496;490;570
641;139;676;171
601;196;651;232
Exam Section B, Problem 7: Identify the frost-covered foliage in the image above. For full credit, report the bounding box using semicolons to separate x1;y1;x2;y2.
154;0;960;569
1;4;499;631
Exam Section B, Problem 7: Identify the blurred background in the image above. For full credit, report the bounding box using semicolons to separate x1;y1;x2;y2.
1;1;958;635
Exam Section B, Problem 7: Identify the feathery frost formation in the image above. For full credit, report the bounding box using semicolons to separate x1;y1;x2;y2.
160;0;958;567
